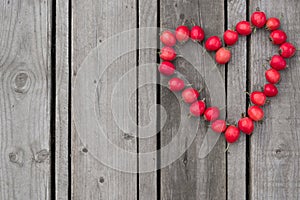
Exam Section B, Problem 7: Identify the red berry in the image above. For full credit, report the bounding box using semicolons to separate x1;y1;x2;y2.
158;61;175;76
248;106;264;121
270;30;287;45
168;77;185;92
160;46;176;61
190;25;205;42
279;42;296;58
189;100;206;117
175;25;190;43
223;30;239;46
264;83;278;97
270;55;286;71
236;21;252;36
238;117;254;135
160;30;176;46
266;17;280;31
205;36;222;51
204;107;220;122
182;88;200;104
225;125;240;143
250;91;266;106
265;68;281;84
215;47;231;64
211;120;227;133
251;11;267;28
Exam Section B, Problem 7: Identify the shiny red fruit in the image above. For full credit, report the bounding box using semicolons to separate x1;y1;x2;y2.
168;77;185;92
223;30;239;46
251;11;267;28
215;47;231;64
211;120;227;133
175;25;190;43
248;106;264;121
250;91;266;106
190;100;206;117
265;68;281;84
205;36;222;51
264;83;278;97
236;21;252;36
266;17;280;31
160;30;176;46
190;26;205;42
270;30;287;45
158;61;175;76
182;88;200;104
270;55;286;71
204;107;220;122
238;117;254;135
279;42;296;58
160;46;176;61
225;125;240;143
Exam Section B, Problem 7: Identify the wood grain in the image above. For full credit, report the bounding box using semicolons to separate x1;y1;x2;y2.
160;0;226;199
0;0;51;199
72;0;138;199
55;0;69;199
138;0;158;199
226;0;247;199
249;0;300;199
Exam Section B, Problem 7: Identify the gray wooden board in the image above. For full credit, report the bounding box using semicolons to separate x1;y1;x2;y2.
0;0;51;199
226;0;247;199
138;0;158;199
72;0;138;199
249;0;300;199
160;0;226;199
55;0;69;199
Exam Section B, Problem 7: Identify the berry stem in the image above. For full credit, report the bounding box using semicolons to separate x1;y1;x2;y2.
244;91;250;96
190;18;196;26
241;112;246;118
225;144;230;152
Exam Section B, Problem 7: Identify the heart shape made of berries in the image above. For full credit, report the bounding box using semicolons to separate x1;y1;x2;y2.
158;9;296;144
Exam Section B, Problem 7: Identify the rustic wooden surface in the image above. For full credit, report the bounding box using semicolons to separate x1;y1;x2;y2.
249;0;300;199
138;0;158;199
72;0;137;199
0;0;51;199
0;0;299;199
55;0;69;199
226;0;247;199
160;0;226;199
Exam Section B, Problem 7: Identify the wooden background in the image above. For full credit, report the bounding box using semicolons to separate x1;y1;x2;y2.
0;0;299;199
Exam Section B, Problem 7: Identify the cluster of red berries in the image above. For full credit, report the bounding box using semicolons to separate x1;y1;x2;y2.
158;9;296;144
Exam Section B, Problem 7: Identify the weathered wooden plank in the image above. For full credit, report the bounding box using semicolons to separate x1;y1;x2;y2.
226;0;247;199
55;0;69;199
138;0;158;199
160;0;226;199
249;0;300;199
72;0;138;199
0;0;51;199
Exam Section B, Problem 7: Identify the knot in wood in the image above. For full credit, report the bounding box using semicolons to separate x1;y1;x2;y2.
99;177;105;183
35;149;49;163
82;147;88;153
12;71;31;93
9;152;17;162
274;146;291;160
9;151;24;167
